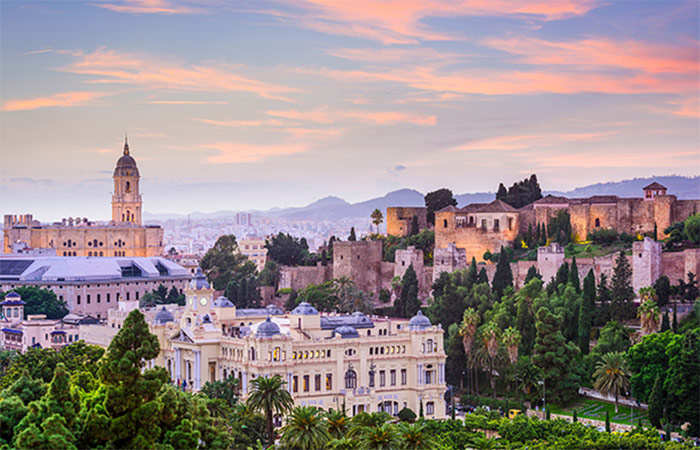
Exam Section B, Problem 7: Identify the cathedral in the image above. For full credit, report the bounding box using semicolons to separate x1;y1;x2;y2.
3;138;164;257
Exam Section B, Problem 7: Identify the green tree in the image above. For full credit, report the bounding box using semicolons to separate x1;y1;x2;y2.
99;309;169;448
533;307;579;404
349;227;357;241
394;265;419;318
326;409;349;438
611;252;635;321
637;299;660;335
660;311;670;332
647;373;665;428
0;287;68;319
596;274;612;326
524;265;541;284
568;257;580;293
502;327;522;401
257;260;281;288
663;329;700;435
477;267;488;285
578;269;595;355
627;331;677;403
548;210;572;245
201;375;240;409
593;352;630;413
200;234;248;289
371;209;384;233
491;246;513;299
358;423;402;450
424;188;457;225
398;421;433;450
280;406;331;450
496;174;543;209
684;213;700;244
246;375;294;446
654;276;672;307
265;232;310;267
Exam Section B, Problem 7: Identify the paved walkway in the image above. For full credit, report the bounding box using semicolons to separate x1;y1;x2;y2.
578;388;648;410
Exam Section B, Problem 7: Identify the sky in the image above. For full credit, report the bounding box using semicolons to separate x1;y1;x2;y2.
1;0;699;221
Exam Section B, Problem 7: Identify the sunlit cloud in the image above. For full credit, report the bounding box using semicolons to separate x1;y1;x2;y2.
193;118;280;127
449;132;616;152
202;142;311;164
2;91;108;111
535;150;700;168
282;0;599;44
649;97;700;118
91;0;204;15
61;47;300;101
142;100;229;105
20;49;53;56
266;106;436;126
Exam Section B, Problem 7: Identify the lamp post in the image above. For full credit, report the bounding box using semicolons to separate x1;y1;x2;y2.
537;379;546;416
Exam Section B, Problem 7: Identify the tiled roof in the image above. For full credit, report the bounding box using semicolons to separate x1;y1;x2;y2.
436;205;460;213
582;195;619;204
533;195;571;205
476;199;517;213
643;182;667;190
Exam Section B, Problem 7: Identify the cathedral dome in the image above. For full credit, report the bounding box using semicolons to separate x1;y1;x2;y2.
408;310;432;330
114;138;140;175
256;317;281;338
291;302;319;315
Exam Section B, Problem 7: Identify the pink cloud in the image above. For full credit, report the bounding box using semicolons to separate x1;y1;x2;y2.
344;111;437;126
281;0;599;44
535;150;700;168
202;142;311;164
266;106;436;126
91;0;204;15
485;37;699;75
142;100;229;105
449;132;615;152
267;107;335;124
2;91;107;111
61;47;300;101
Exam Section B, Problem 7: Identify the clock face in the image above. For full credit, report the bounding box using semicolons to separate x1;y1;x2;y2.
200;297;208;306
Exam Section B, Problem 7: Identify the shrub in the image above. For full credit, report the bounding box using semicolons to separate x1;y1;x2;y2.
587;228;618;245
397;407;416;422
619;232;637;243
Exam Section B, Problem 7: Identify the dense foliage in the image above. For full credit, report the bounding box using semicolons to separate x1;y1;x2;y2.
425;188;457;225
495;174;543;209
0;287;68;320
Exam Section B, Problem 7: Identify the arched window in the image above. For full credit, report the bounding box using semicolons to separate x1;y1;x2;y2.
595;218;600;227
250;347;256;361
443;219;448;228
125;181;131;193
345;369;357;389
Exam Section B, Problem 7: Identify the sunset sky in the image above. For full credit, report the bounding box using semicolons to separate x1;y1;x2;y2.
1;0;699;220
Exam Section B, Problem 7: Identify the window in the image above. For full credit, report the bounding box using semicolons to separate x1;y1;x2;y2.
481;219;487;230
426;402;434;415
425;370;432;384
379;370;386;387
315;374;321;391
303;375;310;392
97;294;101;303
326;373;332;390
443;219;448;228
390;370;396;386
508;218;514;231
595;218;601;227
77;295;81;305
293;376;299;393
107;293;110;303
345;370;357;389
369;369;375;388
401;369;407;385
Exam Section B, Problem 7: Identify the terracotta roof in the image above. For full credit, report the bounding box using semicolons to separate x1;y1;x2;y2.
477;199;517;213
460;203;487;213
582;195;619;204
436;205;460;213
643;182;667;190
533;195;571;205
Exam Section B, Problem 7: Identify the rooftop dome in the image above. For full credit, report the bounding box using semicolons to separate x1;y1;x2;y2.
266;304;283;315
189;267;210;290
114;138;140;175
333;325;359;338
154;306;174;325
213;296;234;308
256;317;281;338
408;310;432;330
5;291;21;298
291;302;319;315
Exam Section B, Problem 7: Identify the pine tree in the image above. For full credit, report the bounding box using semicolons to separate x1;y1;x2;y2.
477;267;488;285
596;273;612;326
348;227;357;241
492;246;513;299
648;374;665;428
533;307;579;404
660;311;670;332
496;183;508;201
578;269;595;355
568;257;580;293
555;262;569;289
611;252;634;321
396;265;419;318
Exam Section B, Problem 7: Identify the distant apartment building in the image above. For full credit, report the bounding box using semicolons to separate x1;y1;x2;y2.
3;138;164;257
238;237;268;271
0;256;190;319
165;253;202;275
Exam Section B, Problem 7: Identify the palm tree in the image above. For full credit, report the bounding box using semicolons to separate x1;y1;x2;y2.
398;421;433;450
460;308;480;394
479;321;501;398
592;352;631;413
466;434;503;449
637;298;660;334
326;408;349;439
280;405;331;450
246;375;294;446
501;327;522;402
328;437;359;450
371;209;384;234
358;423;402;450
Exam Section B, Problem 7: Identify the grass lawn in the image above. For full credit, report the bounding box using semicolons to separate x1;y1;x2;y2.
565;242;631;258
548;398;649;426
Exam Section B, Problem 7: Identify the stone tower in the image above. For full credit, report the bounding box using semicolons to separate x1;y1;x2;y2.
632;237;662;295
112;136;142;225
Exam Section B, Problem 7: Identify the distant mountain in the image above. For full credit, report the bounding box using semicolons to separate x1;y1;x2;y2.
143;175;699;222
546;175;700;200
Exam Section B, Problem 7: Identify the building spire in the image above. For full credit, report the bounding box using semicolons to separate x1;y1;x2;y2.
124;133;130;155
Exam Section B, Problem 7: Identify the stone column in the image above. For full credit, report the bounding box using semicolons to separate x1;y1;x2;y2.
194;350;201;390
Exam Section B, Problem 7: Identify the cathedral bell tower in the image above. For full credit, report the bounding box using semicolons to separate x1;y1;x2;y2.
112;136;143;225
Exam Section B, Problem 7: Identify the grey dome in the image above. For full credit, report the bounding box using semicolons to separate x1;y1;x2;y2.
291;302;319;315
190;267;210;290
351;311;371;324
256;317;281;338
334;325;359;338
114;141;140;176
154;306;174;324
408;310;431;330
213;296;234;308
266;304;283;315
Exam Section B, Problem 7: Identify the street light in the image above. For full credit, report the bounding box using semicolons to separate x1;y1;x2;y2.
537;379;546;415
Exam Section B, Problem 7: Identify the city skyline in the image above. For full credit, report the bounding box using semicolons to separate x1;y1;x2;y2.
1;0;699;221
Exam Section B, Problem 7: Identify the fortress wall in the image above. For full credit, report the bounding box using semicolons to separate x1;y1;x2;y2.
386;207;427;237
654;196;675;239
514;260;537;288
672;200;700;223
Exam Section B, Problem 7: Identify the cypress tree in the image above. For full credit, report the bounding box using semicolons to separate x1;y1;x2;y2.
578;269;595;355
396;265;418;318
610;251;634;321
660;311;670;332
467;257;478;289
605;411;611;432
321;249;327;266
524;265;541;284
569;257;581;293
527;223;534;248
648;374;665;428
555;262;569;289
477;267;488;285
596;274;612;326
411;215;419;236
535;223;541;244
492;246;513;299
348;227;357;241
672;302;678;332
573;410;578;422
